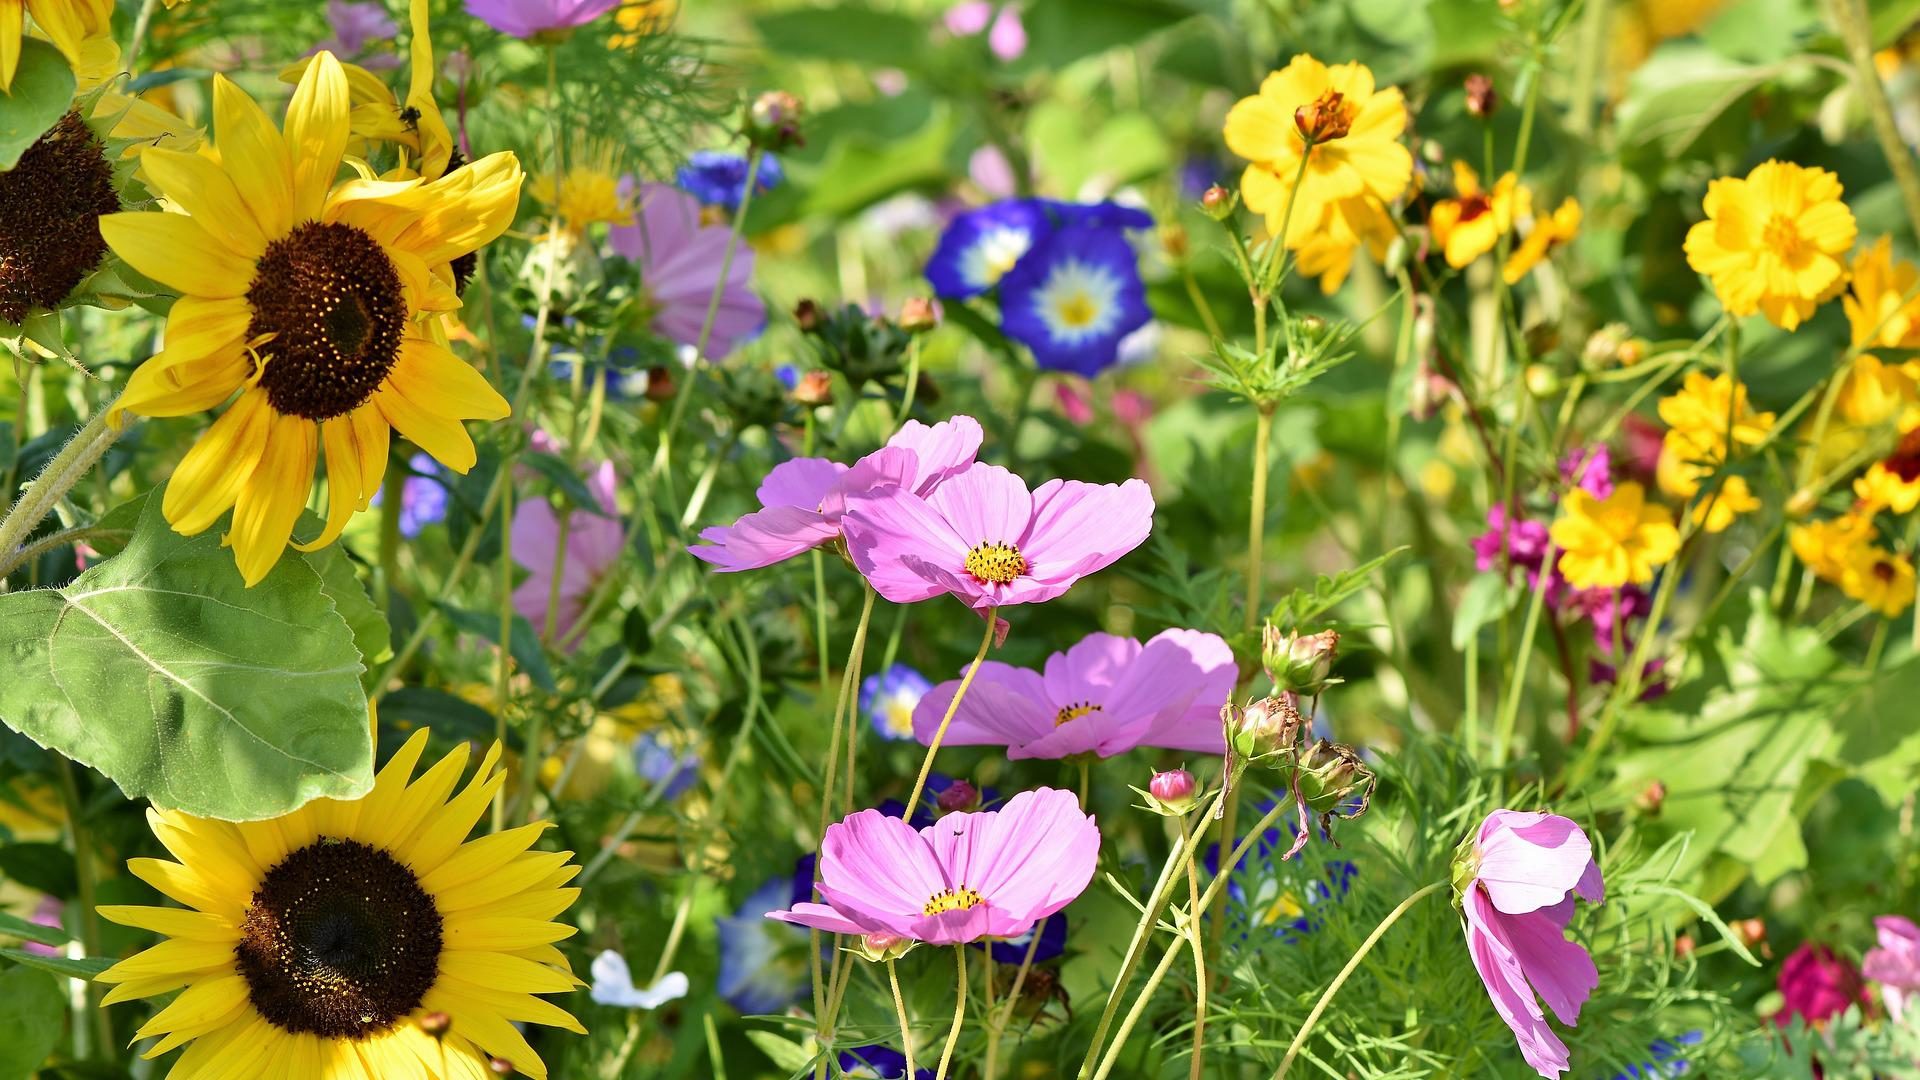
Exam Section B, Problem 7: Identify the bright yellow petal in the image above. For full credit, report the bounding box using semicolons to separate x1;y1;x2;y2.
114;344;250;420
164;387;274;537
389;337;509;421
284;51;351;224
96;905;238;942
212;73;294;240
420;823;550;894
292;416;363;553
123;857;241;918
138;147;268;260
435;851;574;914
225;411;318;587
441;915;576;952
1;5;23;93
398;743;504;873
99;212;255;299
372;381;477;473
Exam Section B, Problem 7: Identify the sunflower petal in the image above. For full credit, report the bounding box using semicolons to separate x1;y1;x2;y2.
164;387;274;537
224;411;318;586
284;51;351;223
212;73;294;240
99;212;256;299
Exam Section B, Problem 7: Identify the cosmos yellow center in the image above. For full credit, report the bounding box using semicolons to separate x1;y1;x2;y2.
1761;214;1803;259
965;541;1028;585
923;887;983;916
1054;700;1103;726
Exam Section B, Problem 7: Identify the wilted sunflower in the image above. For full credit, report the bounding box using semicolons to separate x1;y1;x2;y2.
100;52;521;585
97;730;584;1080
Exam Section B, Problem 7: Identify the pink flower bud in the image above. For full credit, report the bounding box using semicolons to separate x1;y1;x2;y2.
1149;769;1195;803
936;780;979;813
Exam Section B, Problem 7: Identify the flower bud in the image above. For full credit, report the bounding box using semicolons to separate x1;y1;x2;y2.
1261;625;1340;694
1524;363;1562;398
1634;779;1666;816
1225;695;1304;765
419;1012;452;1039
1581;323;1629;369
793;298;824;333
899;296;938;333
856;930;916;963
746;90;804;150
1674;933;1696;958
1464;74;1497;119
1293;739;1372;817
1200;184;1236;221
1293;89;1353;143
1617;339;1647;366
1133;767;1200;816
936;779;980;813
1735;918;1767;950
642;365;675;402
489;1058;515;1076
1785;487;1818;519
792;369;833;407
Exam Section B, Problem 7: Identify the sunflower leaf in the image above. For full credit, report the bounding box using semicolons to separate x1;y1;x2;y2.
0;964;64;1079
0;487;374;821
0;42;75;172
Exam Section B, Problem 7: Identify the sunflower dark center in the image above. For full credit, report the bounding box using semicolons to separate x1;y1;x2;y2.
0;111;119;325
245;221;407;421
235;838;443;1039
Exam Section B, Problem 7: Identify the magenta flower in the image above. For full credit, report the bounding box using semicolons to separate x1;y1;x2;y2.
1864;916;1920;1022
767;788;1098;945
912;628;1235;759
1456;810;1604;1079
512;460;625;643
1472;504;1551;576
842;463;1154;610
1776;942;1867;1027
689;416;983;571
1560;444;1613;499
610;182;765;360
465;0;620;37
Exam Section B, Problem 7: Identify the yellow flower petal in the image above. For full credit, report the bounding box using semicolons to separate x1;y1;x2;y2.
211;73;294;240
99;212;256;299
284;51;352;223
164;386;274;537
224;411;318;586
137;147;269;260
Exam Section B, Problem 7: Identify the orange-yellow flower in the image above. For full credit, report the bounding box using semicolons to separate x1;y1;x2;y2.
1840;545;1917;616
1292;195;1397;294
1690;474;1760;533
1683;160;1857;331
1429;161;1528;270
1655;372;1775;498
1504;197;1581;284
1853;418;1920;514
1789;512;1875;581
1549;481;1681;589
1842;236;1920;350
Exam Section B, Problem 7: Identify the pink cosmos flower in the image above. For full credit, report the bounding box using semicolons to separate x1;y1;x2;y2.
1457;810;1604;1079
912;628;1235;759
1864;916;1920;1022
512;460;625;644
1776;942;1867;1027
609;181;765;360
688;416;983;571
842;462;1154;611
767;788;1098;945
465;0;620;37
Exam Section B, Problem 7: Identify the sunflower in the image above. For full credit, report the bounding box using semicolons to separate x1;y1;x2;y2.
99;52;521;585
1;0;114;90
97;730;584;1080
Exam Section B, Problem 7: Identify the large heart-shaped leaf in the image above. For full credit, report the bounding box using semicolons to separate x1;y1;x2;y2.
0;489;374;820
0;41;76;172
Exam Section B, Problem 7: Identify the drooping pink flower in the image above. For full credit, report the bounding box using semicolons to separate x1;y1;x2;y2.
512;460;626;644
1457;810;1604;1079
609;181;765;360
1864;915;1920;1022
912;628;1235;759
1776;942;1867;1027
842;462;1154;611
688;416;983;571
767;788;1098;945
465;0;620;37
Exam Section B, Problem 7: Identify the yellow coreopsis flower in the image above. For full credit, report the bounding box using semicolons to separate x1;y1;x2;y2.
1853;419;1920;514
1789;512;1875;581
1292;194;1397;294
1428;161;1528;270
1813;355;1920;473
1840;544;1917;616
1223;54;1412;247
1549;481;1681;589
1654;372;1775;497
1;0;114;90
97;730;584;1080
1504;196;1581;284
1842;237;1920;350
1682;160;1857;330
611;0;676;45
1690;473;1760;533
99;53;522;585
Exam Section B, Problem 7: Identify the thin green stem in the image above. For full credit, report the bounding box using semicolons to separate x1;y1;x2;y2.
53;758;112;1059
984;923;1046;1080
1245;407;1275;632
890;959;917;1079
905;609;997;812
934;946;969;1080
1182;815;1209;1080
1826;0;1920;234
0;401;122;583
1492;540;1559;773
895;336;924;429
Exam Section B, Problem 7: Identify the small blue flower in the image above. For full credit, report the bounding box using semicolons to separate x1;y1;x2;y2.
861;664;933;741
925;200;1050;298
998;226;1151;376
715;858;816;1014
839;1046;934;1079
676;150;783;211
979;912;1067;965
371;453;448;537
1611;1031;1703;1078
632;731;699;801
774;363;801;390
1036;198;1154;232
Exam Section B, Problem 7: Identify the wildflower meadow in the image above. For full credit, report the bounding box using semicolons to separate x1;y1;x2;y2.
5;0;1920;1077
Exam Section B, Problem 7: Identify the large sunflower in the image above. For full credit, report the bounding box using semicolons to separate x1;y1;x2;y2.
97;730;584;1079
100;51;519;585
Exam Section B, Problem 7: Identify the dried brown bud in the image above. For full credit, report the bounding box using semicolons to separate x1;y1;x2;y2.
1294;89;1354;144
793;298;824;333
936;779;980;813
642;365;676;402
898;296;938;333
1464;74;1497;119
792;369;833;407
1262;626;1340;694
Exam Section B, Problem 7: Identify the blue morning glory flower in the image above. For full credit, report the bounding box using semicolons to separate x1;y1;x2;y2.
998;225;1152;376
861;664;933;741
1610;1031;1703;1078
925;199;1050;298
370;453;448;538
979;912;1067;964
715;857;815;1014
632;731;699;801
675;150;784;212
1035;198;1154;232
839;1045;934;1079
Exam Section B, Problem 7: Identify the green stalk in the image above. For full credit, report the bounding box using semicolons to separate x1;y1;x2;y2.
0;402;122;583
934;946;969;1080
1825;0;1920;234
905;609;997;812
890;959;917;1079
1245;406;1275;632
54;758;112;1060
1182;814;1210;1080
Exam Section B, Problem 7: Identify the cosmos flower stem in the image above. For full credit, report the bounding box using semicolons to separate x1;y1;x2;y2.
0;399;123;584
124;0;161;74
679;430;740;529
905;607;999;813
812;548;832;697
811;587;877;1059
888;959;917;1079
1244;405;1275;632
1824;0;1920;232
1490;538;1557;778
933;945;968;1080
1181;815;1209;1080
894;335;924;431
491;481;515;833
1269;881;1446;1080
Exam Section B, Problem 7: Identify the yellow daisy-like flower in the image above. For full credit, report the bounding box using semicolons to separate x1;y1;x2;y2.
1292;195;1397;294
1;0;113;90
1788;512;1875;581
96;729;583;1080
531;140;633;233
281;0;456;185
1813;355;1920;474
1853;418;1920;514
1689;473;1760;533
1549;481;1681;590
610;0;676;46
1428;161;1529;271
99;53;521;586
1839;544;1917;617
1842;237;1920;350
1654;372;1776;498
1223;54;1412;247
1682;160;1857;331
1504;196;1581;284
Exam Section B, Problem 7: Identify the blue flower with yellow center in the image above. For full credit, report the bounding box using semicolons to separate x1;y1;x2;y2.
999;225;1152;375
1610;1032;1702;1078
839;1045;934;1079
861;664;933;741
926;200;1050;298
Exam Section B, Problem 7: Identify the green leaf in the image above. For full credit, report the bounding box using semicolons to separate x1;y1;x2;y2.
752;5;925;67
1872;0;1920;47
741;1028;816;1073
519;452;610;515
0;41;75;172
800;104;956;220
0;910;68;948
1269;547;1409;630
1615;48;1780;158
0;965;63;1080
0;489;374;821
1829;658;1920;804
1019;0;1193;69
1451;572;1515;651
1634;883;1761;967
436;605;557;692
0;843;75;900
309;544;391;672
0;947;110;981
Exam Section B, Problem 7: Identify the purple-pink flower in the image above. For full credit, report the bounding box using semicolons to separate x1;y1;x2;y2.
1560;444;1614;499
1864;915;1920;1022
465;0;620;37
1472;504;1551;577
911;628;1235;759
1457;810;1604;1079
689;416;983;571
610;182;765;359
512;459;625;644
311;0;401;65
843;462;1154;611
1777;942;1867;1027
767;788;1098;945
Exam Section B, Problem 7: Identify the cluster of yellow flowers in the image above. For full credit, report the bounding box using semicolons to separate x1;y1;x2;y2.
1655;372;1771;534
1430;161;1582;284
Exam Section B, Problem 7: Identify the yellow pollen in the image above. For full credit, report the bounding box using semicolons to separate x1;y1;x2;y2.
965;541;1028;585
1054;700;1103;726
923;887;983;916
1056;291;1098;328
1761;214;1803;259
